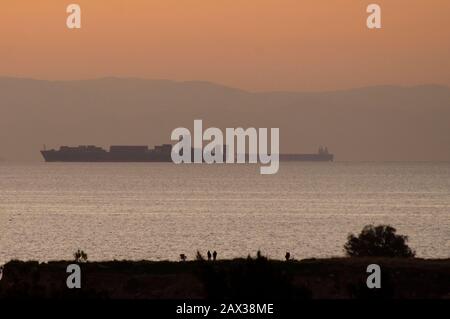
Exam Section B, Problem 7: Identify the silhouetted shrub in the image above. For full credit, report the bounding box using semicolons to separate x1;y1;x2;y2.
344;225;415;257
180;254;187;262
256;250;268;261
74;250;88;262
196;251;205;261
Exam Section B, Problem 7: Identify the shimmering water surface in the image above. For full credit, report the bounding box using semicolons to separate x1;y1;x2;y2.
1;162;449;263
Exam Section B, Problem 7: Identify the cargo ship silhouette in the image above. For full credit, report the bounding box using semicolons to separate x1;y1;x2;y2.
41;145;333;162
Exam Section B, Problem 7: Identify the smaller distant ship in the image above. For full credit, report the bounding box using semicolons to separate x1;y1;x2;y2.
41;145;334;162
279;146;334;162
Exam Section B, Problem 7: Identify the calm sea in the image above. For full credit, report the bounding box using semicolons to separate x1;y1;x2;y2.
1;162;449;263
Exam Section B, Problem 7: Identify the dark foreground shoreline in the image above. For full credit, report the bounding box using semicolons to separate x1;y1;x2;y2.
1;257;450;299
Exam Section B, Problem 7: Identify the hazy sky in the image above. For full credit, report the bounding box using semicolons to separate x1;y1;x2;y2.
1;0;449;91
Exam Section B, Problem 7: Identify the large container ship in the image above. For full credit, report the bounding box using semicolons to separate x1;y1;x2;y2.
41;145;173;162
41;145;334;162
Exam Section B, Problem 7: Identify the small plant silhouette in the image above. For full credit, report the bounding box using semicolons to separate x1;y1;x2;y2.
196;250;205;261
344;224;415;257
73;249;88;262
180;254;187;262
256;250;268;261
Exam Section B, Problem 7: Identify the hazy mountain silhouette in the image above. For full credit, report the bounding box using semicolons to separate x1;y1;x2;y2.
1;77;449;161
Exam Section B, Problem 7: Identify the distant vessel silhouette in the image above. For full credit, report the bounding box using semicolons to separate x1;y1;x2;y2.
279;146;334;162
41;145;333;162
41;145;173;162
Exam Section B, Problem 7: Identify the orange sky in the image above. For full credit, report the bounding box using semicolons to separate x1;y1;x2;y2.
0;0;449;91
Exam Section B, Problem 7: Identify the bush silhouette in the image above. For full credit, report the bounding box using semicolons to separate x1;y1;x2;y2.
344;225;415;258
256;250;267;261
196;250;205;261
73;249;88;262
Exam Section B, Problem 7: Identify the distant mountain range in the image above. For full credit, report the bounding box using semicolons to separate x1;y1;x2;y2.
1;77;449;161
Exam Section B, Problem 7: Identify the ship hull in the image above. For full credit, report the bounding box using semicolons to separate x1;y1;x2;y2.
40;150;172;162
41;150;334;162
279;154;334;162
